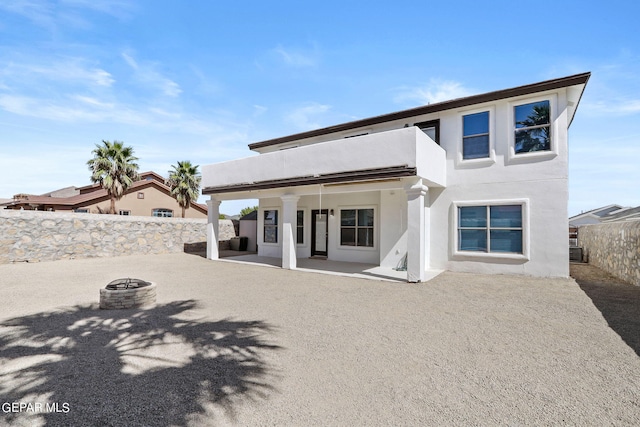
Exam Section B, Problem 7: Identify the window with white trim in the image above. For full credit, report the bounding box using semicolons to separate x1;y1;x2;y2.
340;208;374;247
119;210;131;216
458;205;523;253
152;208;173;217
463;111;490;159
514;100;550;154
264;210;278;243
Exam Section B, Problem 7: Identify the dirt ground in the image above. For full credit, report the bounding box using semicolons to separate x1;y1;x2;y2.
0;255;638;426
570;262;640;356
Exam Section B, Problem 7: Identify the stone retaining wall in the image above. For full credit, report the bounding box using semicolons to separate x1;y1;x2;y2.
0;210;236;264
578;220;640;286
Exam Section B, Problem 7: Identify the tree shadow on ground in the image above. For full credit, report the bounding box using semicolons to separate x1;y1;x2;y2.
0;300;281;426
571;263;640;357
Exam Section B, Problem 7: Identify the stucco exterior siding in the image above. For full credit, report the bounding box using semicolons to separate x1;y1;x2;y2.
202;127;446;193
77;185;207;218
202;73;589;281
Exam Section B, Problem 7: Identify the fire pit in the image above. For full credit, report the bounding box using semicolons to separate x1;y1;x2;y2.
99;278;157;310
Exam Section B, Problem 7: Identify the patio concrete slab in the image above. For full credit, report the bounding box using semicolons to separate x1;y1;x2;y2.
0;253;638;426
217;253;444;282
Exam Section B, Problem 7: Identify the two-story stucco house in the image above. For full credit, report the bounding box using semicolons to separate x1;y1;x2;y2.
201;72;590;282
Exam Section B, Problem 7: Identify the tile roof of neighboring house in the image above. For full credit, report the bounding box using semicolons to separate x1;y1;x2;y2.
5;171;207;214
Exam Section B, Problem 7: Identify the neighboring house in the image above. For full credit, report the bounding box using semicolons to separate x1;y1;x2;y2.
569;204;628;227
201;72;590;282
600;206;640;222
4;171;208;218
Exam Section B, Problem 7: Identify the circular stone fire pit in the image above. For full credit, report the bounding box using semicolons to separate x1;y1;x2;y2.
99;278;156;310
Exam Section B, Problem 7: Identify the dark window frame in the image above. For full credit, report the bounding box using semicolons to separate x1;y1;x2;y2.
414;119;440;145
340;208;374;247
296;210;304;244
263;209;278;244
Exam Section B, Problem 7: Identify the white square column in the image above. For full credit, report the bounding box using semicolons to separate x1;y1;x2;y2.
406;183;429;282
206;198;221;260
281;195;300;270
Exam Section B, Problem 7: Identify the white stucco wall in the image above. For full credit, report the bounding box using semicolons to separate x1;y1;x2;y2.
206;84;578;279
239;219;257;251
202;127;446;190
257;191;386;265
427;88;570;277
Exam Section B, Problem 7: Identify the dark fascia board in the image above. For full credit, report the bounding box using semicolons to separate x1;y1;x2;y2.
249;72;591;150
203;165;416;195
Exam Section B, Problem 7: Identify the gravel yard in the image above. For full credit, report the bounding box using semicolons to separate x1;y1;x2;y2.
1;253;638;426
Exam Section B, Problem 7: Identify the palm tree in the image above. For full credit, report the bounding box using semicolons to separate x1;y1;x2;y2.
166;161;202;218
87;140;140;214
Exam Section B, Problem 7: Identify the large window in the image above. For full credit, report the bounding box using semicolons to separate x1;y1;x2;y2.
296;210;304;244
340;208;374;247
514;100;550;154
463;111;490;159
152;208;173;217
263;210;278;243
458;205;523;253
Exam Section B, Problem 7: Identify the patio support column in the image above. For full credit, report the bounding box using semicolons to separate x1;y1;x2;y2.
206;197;221;260
281;195;300;270
406;183;429;282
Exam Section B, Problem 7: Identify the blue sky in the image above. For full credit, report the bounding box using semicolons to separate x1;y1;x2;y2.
0;0;638;216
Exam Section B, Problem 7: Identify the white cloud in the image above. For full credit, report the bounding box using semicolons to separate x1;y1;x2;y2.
583;99;640;116
0;0;55;30
285;103;331;130
61;0;135;19
272;44;319;67
1;58;114;88
252;105;267;116
394;79;475;106
122;52;182;98
0;0;134;32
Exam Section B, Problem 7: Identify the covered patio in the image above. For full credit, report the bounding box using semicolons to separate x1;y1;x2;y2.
201;126;446;282
217;253;444;282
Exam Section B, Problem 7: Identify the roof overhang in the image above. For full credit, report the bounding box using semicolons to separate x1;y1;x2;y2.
249;72;591;151
203;165;417;195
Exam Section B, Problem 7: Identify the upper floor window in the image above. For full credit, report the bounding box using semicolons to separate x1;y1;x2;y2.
119;210;131;216
463;111;490;159
514;100;550;154
152;208;173;218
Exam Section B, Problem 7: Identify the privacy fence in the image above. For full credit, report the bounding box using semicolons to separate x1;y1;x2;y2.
0;210;235;264
578;220;640;286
